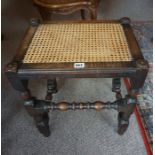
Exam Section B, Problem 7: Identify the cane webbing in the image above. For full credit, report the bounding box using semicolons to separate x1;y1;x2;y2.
23;23;132;63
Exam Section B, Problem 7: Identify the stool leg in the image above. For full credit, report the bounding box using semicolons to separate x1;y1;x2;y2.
5;63;51;137
130;59;149;90
112;77;136;135
45;79;57;101
112;78;122;99
24;99;51;137
5;62;31;100
117;60;149;135
117;100;136;135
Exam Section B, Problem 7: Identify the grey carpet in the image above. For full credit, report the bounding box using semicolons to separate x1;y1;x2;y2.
2;0;152;154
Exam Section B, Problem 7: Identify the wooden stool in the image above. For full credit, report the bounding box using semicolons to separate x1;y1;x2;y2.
33;0;100;20
5;18;149;137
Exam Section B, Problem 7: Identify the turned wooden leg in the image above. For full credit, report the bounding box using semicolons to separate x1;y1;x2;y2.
45;79;57;101
24;99;51;137
117;112;129;135
112;78;122;99
117;62;148;135
34;112;50;137
117;59;149;135
5;62;51;137
117;103;136;135
112;77;136;135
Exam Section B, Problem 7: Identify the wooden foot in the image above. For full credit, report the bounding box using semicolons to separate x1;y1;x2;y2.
112;78;122;99
34;112;51;137
24;99;51;137
117;95;136;135
117;112;129;135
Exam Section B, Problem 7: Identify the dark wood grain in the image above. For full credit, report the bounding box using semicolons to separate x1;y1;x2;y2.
123;25;144;60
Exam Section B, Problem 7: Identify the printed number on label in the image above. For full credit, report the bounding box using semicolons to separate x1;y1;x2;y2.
74;63;85;69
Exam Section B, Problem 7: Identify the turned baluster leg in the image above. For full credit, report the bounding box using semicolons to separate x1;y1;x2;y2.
112;78;122;99
24;99;51;137
45;79;57;101
112;78;136;135
117;100;136;135
112;77;133;135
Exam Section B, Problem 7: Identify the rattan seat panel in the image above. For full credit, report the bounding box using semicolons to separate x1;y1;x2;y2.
23;23;132;63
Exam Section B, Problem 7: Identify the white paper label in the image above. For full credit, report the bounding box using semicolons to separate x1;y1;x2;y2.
74;63;85;69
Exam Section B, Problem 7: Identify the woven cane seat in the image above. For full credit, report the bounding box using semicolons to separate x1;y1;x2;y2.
23;23;132;63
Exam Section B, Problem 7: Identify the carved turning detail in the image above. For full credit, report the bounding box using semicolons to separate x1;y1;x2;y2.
24;94;136;112
112;78;122;99
58;102;68;111
51;101;115;111
45;79;57;101
23;93;137;137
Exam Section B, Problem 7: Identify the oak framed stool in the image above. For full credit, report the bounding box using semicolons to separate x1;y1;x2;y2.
5;18;149;137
